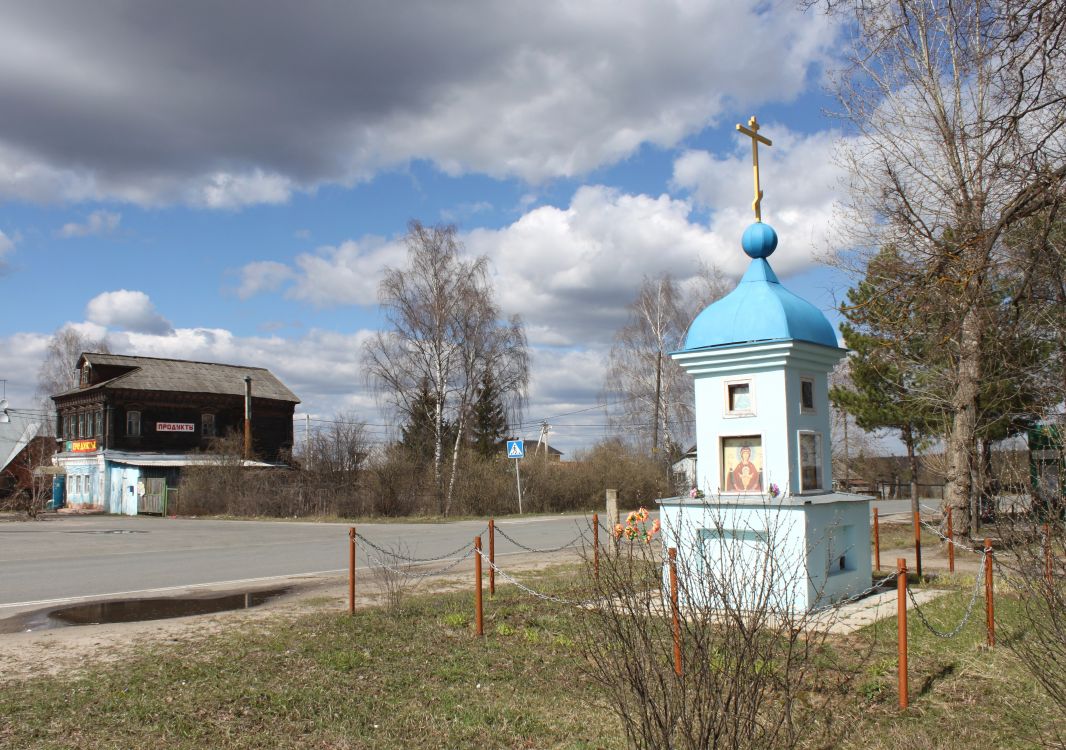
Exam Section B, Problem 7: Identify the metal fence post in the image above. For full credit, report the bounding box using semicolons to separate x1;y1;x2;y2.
947;506;955;573
913;510;923;581
669;548;682;677
985;538;995;648
593;512;600;582
474;536;484;637
897;557;908;710
488;519;495;597
873;507;881;572
348;527;356;615
1045;523;1054;590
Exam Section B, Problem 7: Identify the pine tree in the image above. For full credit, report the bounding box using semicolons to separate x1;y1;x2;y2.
829;247;936;518
400;381;453;466
469;372;508;458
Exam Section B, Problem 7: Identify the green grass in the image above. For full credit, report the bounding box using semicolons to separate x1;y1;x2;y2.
0;566;1061;749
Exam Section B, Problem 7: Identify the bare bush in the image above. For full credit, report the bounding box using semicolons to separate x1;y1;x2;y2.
578;507;864;750
994;435;1066;718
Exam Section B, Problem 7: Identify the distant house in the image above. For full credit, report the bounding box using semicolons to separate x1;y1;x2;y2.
671;445;697;492
51;353;300;515
528;441;564;461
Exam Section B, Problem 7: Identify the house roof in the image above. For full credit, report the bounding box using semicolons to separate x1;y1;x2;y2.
527;441;563;456
0;412;41;473
54;353;300;403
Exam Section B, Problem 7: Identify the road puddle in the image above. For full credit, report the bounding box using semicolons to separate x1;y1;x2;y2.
0;588;290;633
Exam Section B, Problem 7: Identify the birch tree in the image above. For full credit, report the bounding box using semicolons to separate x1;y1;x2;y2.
36;327;110;435
606;268;729;458
364;221;527;515
819;0;1066;537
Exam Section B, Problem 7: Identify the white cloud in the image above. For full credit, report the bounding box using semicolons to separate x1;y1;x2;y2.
287;237;407;307
0;1;837;206
237;261;294;300
193;170;294;210
671;125;848;272
0;229;14;272
58;209;121;238
233;146;846;349
85;290;173;335
468;186;729;346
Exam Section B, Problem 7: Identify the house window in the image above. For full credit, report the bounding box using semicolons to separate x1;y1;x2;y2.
78;412;86;438
126;410;141;437
800;377;816;413
94;410;103;437
725;380;754;416
202;413;216;438
799;431;823;492
63;415;71;439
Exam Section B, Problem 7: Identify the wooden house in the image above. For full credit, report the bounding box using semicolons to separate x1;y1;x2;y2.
51;353;300;514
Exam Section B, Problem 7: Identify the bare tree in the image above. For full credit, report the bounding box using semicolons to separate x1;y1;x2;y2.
606;268;730;458
304;412;368;479
364;221;528;515
35;327;110;435
819;0;1066;537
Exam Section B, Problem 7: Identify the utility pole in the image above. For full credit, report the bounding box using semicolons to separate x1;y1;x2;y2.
305;413;311;469
536;420;551;456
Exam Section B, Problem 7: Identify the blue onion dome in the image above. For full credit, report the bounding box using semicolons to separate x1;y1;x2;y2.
682;223;838;351
742;221;778;258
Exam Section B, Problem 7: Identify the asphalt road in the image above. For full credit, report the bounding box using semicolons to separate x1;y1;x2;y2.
0;499;935;620
0;513;595;617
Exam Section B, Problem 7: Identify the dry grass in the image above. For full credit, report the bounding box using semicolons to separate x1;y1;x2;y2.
0;564;1061;749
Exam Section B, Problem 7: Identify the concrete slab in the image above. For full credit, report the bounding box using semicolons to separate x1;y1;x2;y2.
810;586;950;634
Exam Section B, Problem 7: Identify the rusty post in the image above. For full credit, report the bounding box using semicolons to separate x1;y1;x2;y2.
984;537;994;648
947;506;955;573
873;507;881;572
488;519;495;597
348;526;356;615
474;535;484;637
593;512;600;582
669;548;682;677
897;557;908;710
1045;523;1054;589
913;510;923;581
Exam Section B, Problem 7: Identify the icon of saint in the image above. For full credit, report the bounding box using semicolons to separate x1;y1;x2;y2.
727;445;762;491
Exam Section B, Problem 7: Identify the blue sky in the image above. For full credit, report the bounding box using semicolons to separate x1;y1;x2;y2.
0;1;858;453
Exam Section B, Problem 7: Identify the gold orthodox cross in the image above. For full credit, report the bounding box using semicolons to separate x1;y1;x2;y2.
736;116;772;222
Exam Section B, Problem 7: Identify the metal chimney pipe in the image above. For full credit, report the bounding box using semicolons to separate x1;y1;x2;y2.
243;376;252;461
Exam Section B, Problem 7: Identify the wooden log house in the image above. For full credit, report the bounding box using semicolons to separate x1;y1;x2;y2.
51;353;300;514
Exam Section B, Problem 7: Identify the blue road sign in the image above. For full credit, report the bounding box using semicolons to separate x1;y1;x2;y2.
506;439;525;459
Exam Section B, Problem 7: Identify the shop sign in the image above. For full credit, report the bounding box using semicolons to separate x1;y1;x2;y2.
157;422;195;432
72;439;97;452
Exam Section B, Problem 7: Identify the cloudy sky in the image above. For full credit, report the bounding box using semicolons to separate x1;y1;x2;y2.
0;0;855;454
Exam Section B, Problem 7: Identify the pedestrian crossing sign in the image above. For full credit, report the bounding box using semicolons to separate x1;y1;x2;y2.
506;440;525;459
